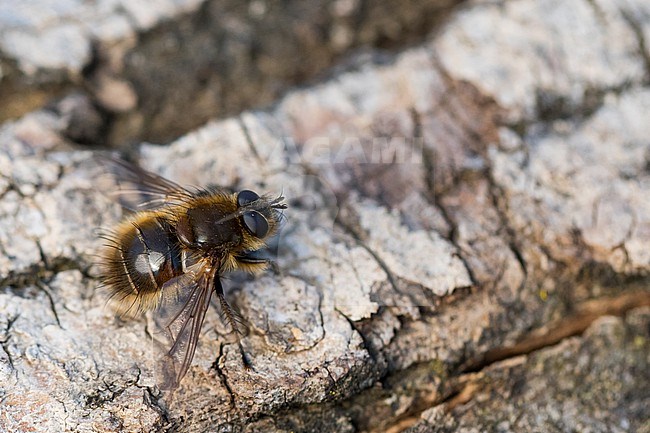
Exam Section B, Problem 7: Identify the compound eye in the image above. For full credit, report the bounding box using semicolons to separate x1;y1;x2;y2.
243;211;269;238
237;190;260;207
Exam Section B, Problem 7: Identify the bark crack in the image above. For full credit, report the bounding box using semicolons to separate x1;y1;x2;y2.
621;7;650;81
420;142;479;288
35;280;62;328
335;307;379;365
484;168;529;293
335;216;403;296
0;245;90;291
463;290;650;372
0;314;19;375
211;342;236;409
142;385;171;429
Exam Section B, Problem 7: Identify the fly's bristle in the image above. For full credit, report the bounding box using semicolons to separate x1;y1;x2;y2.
108;291;161;317
235;260;269;275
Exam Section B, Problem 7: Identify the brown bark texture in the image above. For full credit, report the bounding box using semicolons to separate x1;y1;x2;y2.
0;0;649;432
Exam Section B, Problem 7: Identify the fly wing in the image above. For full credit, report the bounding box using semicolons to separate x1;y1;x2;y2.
150;264;215;390
99;156;194;211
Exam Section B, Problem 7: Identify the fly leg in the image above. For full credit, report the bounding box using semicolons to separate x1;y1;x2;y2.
214;277;252;369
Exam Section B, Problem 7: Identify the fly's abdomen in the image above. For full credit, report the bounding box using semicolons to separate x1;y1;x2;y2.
100;213;183;315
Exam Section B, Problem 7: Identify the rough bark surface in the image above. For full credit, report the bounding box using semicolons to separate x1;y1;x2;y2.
0;0;460;146
1;0;649;432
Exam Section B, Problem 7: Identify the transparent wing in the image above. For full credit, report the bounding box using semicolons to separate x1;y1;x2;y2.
151;264;216;390
99;155;194;211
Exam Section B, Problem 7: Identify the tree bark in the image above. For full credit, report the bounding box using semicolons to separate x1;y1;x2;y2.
1;0;649;432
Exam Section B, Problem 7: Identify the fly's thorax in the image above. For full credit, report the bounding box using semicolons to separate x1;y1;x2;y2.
175;196;242;250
